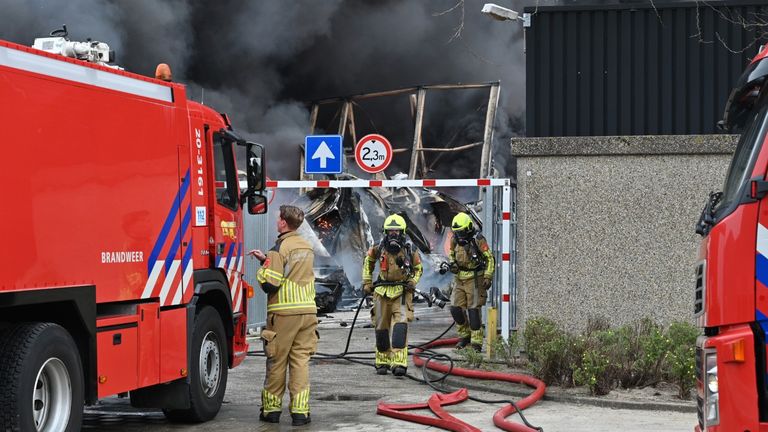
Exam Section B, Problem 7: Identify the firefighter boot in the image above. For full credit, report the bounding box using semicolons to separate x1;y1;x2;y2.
450;306;471;348
468;309;483;352
376;365;389;375
391;323;408;377
292;413;311;426
259;410;280;423
455;337;471;349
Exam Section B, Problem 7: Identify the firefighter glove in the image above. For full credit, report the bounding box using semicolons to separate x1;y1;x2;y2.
482;277;492;290
363;283;373;295
449;262;459;274
406;280;417;292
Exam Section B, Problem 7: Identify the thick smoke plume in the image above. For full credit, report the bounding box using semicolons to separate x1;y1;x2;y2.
1;0;530;178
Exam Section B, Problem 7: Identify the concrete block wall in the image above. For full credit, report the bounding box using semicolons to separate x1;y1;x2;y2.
512;135;737;331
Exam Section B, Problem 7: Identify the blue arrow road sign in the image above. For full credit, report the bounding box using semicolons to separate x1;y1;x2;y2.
305;135;343;174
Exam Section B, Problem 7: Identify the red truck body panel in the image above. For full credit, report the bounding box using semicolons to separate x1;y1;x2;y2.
0;38;247;400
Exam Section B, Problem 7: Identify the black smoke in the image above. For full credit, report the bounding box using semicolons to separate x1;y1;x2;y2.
0;0;531;179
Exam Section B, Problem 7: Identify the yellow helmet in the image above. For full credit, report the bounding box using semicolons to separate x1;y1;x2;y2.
383;214;407;231
451;212;473;232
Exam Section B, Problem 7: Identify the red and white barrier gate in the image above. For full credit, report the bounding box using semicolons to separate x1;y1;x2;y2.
266;178;514;338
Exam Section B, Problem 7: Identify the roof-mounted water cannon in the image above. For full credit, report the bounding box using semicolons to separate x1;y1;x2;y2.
32;25;123;70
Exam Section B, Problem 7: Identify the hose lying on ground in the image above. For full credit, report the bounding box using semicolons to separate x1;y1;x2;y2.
411;339;545;432
246;294;545;431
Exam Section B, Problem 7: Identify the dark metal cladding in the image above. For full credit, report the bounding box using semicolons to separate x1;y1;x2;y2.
524;0;768;137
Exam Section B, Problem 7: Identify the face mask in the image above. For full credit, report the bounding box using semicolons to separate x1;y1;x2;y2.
455;228;473;246
385;240;402;254
385;232;404;254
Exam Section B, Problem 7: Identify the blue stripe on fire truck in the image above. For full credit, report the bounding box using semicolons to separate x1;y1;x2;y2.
225;242;236;269
164;205;192;273
147;170;190;273
182;237;194;273
757;253;768;289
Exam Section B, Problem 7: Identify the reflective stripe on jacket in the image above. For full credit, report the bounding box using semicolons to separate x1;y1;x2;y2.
257;231;316;314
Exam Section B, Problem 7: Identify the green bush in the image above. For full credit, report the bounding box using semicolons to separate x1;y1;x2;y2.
665;321;699;399
523;317;700;398
491;332;522;367
573;328;619;395
524;317;582;386
456;346;485;369
613;319;669;388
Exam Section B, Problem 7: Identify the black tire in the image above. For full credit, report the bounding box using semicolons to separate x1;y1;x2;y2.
0;322;84;432
164;306;228;423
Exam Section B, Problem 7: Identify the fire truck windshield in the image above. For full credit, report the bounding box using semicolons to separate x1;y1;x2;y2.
715;93;768;218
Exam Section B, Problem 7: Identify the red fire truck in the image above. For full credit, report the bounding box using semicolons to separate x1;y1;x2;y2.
0;36;267;430
695;44;768;431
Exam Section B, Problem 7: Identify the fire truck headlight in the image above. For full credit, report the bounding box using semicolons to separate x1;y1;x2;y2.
705;353;719;426
706;367;718;394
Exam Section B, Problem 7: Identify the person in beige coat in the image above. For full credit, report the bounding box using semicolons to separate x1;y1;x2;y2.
251;205;317;426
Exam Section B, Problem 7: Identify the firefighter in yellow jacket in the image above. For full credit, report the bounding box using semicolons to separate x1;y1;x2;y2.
447;212;494;352
250;205;317;426
362;214;423;376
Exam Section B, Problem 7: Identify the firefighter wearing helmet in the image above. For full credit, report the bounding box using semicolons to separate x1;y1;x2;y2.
362;214;423;376
448;212;495;351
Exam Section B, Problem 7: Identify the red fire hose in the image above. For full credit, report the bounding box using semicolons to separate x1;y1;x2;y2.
380;337;547;432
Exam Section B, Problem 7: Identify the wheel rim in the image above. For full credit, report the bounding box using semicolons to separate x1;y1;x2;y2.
32;358;72;432
199;331;222;398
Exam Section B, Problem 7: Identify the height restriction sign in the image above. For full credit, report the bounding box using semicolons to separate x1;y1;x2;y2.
355;134;393;174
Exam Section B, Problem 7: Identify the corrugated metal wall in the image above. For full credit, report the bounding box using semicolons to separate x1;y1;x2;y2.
244;213;271;330
525;1;768;137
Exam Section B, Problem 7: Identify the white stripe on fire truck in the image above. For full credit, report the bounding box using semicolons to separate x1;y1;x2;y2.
228;251;237;272
170;279;183;306
183;258;193;298
0;46;174;102
234;279;243;312
231;255;243;310
758;224;768;258
159;260;181;304
142;261;164;299
171;260;194;305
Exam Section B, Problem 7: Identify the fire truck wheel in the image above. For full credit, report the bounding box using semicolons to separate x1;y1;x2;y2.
164;306;228;423
0;322;84;432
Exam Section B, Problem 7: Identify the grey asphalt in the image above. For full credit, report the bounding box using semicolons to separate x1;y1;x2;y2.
83;305;696;431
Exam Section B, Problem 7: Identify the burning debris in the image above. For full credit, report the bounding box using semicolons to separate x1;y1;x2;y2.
314;265;354;314
295;81;501;312
292;173;482;312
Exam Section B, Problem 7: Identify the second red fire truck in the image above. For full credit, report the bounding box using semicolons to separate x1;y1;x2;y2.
696;43;768;430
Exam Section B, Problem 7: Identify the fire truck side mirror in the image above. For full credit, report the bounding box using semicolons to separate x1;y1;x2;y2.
248;194;268;215
246;142;265;192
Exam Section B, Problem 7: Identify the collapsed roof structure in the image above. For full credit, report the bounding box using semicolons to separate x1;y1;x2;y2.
293;83;501;307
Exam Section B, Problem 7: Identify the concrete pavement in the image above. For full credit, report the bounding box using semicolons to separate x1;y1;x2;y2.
83;305;697;431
